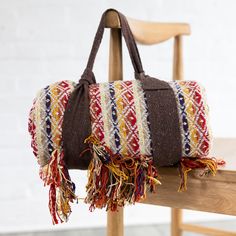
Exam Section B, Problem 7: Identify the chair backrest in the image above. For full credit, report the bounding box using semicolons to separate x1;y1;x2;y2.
105;10;191;81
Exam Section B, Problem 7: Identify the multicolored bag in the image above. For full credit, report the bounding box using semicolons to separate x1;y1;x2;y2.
28;9;224;224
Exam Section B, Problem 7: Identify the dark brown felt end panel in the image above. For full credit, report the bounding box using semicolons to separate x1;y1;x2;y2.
62;82;93;170
141;76;182;167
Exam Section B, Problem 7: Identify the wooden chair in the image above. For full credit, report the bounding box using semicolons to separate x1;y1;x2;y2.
105;9;236;236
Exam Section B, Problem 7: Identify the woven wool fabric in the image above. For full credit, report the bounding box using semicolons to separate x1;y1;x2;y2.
85;79;159;212
89;80;152;158
29;80;76;166
169;80;212;158
89;79;212;161
28;80;77;224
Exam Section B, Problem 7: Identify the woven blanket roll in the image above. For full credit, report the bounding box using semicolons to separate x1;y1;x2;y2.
85;78;221;210
28;78;224;224
88;79;212;162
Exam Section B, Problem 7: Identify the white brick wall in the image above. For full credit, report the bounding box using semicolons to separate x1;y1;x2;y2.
1;0;236;233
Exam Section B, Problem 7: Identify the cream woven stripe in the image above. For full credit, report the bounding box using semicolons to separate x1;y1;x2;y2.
199;84;212;155
100;83;111;149
35;89;49;166
132;80;146;155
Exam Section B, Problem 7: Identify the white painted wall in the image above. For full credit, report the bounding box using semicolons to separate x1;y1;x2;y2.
0;0;236;233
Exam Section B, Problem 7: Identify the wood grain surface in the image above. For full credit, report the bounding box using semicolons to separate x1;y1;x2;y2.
142;138;236;216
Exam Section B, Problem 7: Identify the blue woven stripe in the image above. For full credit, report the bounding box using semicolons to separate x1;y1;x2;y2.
45;86;53;155
174;82;191;155
109;82;121;153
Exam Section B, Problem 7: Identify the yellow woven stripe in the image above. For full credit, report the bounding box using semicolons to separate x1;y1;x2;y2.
50;84;60;147
132;81;145;155
114;81;127;156
190;107;198;156
188;89;198;155
181;83;198;156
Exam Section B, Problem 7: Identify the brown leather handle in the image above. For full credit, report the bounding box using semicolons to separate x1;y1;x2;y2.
82;9;145;80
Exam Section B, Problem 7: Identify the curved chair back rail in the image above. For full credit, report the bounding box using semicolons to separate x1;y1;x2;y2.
127;19;190;45
105;10;191;44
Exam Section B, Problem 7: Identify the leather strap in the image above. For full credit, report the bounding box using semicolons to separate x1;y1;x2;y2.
82;9;144;80
62;9;182;170
141;76;182;167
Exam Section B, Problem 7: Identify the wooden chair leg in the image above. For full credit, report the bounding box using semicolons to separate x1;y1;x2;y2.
107;12;124;236
171;208;183;236
173;35;183;81
107;207;124;236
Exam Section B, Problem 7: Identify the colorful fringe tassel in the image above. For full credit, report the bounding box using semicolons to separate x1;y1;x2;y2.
40;149;77;224
178;157;225;192
83;135;161;211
